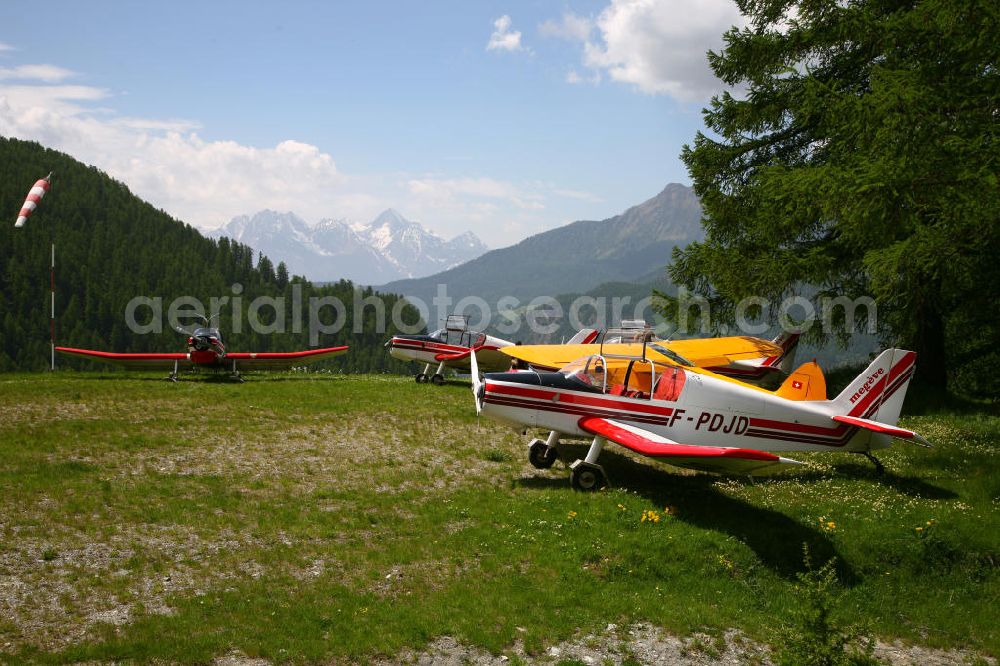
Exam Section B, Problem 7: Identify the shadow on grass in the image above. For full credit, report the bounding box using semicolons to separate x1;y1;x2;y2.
518;447;857;584
54;371;354;383
809;462;960;500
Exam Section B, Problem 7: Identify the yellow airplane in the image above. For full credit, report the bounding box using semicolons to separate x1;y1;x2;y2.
503;323;800;383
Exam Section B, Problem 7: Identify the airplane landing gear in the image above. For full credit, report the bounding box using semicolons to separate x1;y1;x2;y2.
528;430;561;469
431;374;445;385
528;439;558;469
569;435;608;490
860;451;885;476
415;373;429;383
570;460;607;491
416;363;433;383
165;360;179;382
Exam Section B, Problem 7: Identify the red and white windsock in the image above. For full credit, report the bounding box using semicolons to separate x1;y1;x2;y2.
14;172;53;228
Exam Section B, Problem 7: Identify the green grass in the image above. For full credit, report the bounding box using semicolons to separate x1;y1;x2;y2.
0;372;996;663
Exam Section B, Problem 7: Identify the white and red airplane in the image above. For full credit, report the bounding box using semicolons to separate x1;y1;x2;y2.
470;345;928;489
57;316;348;382
386;314;518;384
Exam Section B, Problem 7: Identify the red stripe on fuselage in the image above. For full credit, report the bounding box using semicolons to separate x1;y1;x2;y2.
485;395;670;426
485;381;675;417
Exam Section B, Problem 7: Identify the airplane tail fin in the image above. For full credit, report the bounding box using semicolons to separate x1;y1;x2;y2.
566;328;599;345
832;349;916;425
828;349;926;450
765;330;801;374
775;360;827;401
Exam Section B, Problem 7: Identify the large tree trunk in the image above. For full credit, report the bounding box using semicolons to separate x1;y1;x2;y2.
913;299;948;390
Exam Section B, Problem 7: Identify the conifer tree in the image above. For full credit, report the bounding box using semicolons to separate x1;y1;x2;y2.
672;0;999;391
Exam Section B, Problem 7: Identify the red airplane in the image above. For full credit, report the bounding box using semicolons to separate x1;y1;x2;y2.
56;316;348;381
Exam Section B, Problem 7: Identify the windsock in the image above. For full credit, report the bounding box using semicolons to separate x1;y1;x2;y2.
14;172;52;228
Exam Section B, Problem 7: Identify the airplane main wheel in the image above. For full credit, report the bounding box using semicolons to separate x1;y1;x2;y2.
431;373;445;385
570;461;607;491
528;439;558;469
415;373;428;383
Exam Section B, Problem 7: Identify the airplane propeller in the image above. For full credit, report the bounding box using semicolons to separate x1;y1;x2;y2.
470;348;483;415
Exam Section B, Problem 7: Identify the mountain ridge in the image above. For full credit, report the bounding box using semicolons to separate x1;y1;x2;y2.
379;183;704;305
212;209;488;284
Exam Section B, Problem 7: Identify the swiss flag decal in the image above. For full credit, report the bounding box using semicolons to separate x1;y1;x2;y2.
792;380;803;389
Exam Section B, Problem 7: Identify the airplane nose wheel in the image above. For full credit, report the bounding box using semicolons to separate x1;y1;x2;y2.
528;439;558;469
430;373;445;385
570;460;607;491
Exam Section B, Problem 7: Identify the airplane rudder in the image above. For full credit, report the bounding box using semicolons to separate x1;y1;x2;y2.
832;349;896;411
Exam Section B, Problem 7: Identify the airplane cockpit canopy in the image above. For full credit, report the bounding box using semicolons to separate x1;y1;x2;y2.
560;355;607;391
559;354;688;401
191;327;222;342
428;328;486;348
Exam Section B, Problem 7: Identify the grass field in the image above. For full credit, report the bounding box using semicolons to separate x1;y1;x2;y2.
0;372;996;664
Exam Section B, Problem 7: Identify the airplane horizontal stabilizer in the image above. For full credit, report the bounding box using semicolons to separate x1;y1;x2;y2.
578;416;803;476
832;415;931;447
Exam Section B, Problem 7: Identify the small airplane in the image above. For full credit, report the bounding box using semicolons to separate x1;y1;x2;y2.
386;314;518;384
470;344;928;490
502;320;801;382
56;315;348;382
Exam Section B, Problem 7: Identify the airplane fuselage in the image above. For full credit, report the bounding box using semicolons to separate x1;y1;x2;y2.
480;360;913;455
187;327;227;367
387;333;513;372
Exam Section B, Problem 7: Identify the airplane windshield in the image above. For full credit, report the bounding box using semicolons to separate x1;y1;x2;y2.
559;356;607;390
648;343;693;367
428;328;484;347
192;327;221;341
602;327;657;344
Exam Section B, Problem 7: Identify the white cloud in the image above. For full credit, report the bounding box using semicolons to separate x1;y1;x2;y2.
544;0;744;102
0;64;74;82
553;188;604;203
0;73;355;230
407;176;545;212
0;57;603;247
486;15;526;53
0;42;14;53
566;69;601;86
539;13;594;42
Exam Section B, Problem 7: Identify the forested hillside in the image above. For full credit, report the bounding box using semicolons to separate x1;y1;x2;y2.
381;184;702;304
0;138;420;373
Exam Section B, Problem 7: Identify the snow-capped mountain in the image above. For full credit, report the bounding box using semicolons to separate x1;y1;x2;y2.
211;209;488;284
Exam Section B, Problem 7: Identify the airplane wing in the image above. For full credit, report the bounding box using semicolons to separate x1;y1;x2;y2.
501;343;640;371
225;345;349;371
578;416;803;476
664;336;785;364
56;347;191;370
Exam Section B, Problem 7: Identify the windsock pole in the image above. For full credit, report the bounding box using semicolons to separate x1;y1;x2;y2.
50;242;55;371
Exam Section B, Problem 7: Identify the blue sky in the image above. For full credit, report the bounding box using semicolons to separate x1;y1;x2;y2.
0;1;743;247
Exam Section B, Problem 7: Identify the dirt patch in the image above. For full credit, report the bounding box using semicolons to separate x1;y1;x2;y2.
376;624;994;665
0;524;264;650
